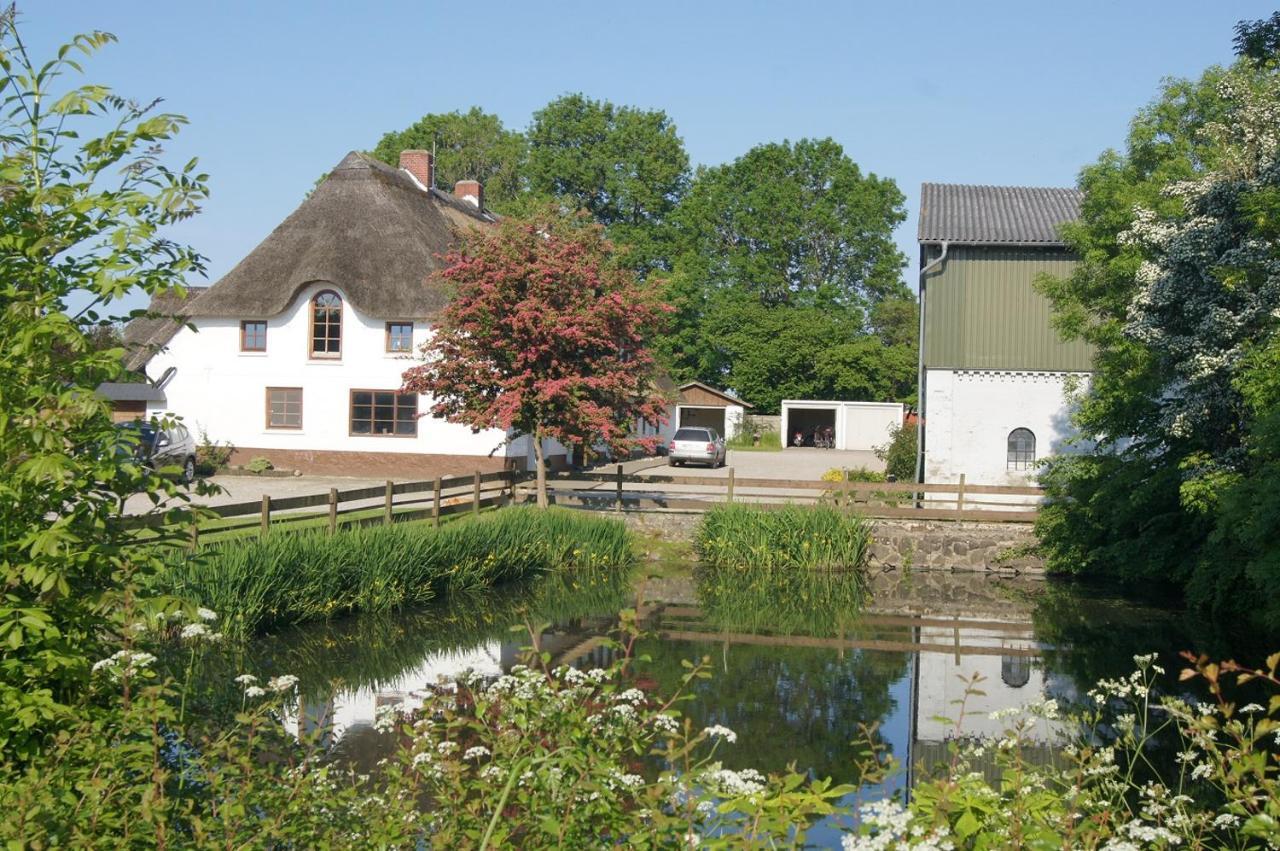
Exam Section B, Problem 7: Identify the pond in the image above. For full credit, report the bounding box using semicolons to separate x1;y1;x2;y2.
242;558;1270;846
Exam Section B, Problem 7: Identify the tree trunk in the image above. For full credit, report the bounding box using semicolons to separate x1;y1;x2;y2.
533;429;548;509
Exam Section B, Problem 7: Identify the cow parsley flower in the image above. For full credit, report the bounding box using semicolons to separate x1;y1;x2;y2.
234;673;258;685
703;724;737;744
244;686;266;699
196;607;218;622
268;674;299;693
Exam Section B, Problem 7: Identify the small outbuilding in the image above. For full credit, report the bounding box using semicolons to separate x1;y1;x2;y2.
781;400;904;450
676;382;751;440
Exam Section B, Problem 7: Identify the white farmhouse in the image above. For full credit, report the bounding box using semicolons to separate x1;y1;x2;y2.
917;184;1093;486
124;151;566;477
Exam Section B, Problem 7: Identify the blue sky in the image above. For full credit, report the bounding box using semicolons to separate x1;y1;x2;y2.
26;1;1276;308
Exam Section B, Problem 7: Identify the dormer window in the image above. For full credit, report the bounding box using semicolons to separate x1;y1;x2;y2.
310;291;342;359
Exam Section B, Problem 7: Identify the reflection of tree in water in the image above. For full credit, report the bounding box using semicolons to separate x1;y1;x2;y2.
635;638;907;783
624;564;906;783
179;566;635;722
1029;579;1277;794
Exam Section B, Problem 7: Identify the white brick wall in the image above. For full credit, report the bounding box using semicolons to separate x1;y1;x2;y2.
923;369;1091;486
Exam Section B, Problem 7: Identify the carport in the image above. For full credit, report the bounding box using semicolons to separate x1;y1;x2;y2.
781;400;905;451
679;406;726;434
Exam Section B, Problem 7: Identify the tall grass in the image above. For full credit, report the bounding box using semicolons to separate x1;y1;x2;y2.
695;504;873;571
155;508;633;639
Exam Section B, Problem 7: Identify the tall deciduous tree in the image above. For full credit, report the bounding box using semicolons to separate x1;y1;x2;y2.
371;107;526;211
401;209;670;507
663;138;913;409
525;93;690;272
1036;50;1280;627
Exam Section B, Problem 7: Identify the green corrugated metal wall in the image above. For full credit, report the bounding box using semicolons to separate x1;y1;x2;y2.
923;246;1093;371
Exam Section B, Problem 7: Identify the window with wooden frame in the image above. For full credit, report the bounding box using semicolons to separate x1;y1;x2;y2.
240;320;267;352
1007;428;1036;470
310;291;342;358
349;390;417;437
266;387;303;429
386;321;414;353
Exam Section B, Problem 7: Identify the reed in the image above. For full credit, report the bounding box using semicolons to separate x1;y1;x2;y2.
156;507;633;639
694;504;873;571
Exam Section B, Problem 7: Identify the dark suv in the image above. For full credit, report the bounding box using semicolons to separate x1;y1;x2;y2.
118;421;198;483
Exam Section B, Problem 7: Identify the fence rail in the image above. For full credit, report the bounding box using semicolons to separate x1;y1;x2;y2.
131;466;1042;543
522;466;1041;523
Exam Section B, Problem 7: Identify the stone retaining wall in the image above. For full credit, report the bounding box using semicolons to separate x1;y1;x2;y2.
619;510;1042;575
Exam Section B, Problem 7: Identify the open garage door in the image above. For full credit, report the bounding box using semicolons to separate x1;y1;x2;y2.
786;407;836;447
679;406;726;437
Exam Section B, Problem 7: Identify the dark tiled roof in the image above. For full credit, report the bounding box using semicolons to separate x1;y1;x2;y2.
918;183;1082;246
97;381;167;402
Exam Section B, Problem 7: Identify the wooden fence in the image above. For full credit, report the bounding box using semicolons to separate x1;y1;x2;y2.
129;466;1041;543
520;467;1041;523
131;470;518;545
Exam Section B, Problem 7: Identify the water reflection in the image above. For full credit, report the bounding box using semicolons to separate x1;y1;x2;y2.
252;562;1263;840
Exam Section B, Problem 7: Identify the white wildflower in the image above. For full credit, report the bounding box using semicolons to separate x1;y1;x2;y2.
1240;703;1264;714
196;607;218;622
244;685;266;699
652;714;680;735
180;623;209;640
234;673;258;685
1213;813;1240;828
1190;763;1213;780
463;746;490;761
703;724;737;744
436;741;458;755
268;674;299;693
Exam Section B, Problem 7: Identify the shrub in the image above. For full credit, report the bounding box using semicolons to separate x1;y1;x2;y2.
695;504;873;571
874;420;916;481
195;428;234;476
245;456;274;474
821;466;885;483
154;507;635;639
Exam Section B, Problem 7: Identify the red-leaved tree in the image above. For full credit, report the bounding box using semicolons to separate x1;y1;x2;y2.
401;209;671;507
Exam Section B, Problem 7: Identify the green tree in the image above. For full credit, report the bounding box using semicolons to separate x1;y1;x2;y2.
370;107;526;211
664;138;912;407
525;93;690;272
1036;54;1280;627
0;14;209;759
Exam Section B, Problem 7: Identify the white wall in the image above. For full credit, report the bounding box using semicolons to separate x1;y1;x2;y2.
915;626;1065;744
924;369;1090;486
144;282;542;463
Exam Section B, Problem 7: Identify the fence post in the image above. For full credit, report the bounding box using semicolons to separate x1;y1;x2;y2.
260;495;270;538
956;473;966;517
384;480;394;525
433;476;442;527
473;470;481;515
616;463;624;512
328;487;338;535
726;466;735;503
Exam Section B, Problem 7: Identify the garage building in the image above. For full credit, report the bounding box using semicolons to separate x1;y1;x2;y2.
781;400;904;451
676;382;751;440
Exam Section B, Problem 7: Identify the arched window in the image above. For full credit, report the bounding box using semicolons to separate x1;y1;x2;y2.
1001;654;1031;688
310;291;342;358
1007;428;1036;470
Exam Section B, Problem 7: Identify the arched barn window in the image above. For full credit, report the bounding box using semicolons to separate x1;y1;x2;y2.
310;291;342;358
1001;654;1031;688
1007;428;1036;470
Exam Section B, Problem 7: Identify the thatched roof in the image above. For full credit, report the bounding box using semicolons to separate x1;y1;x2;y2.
122;151;495;370
122;287;208;372
189;151;495;320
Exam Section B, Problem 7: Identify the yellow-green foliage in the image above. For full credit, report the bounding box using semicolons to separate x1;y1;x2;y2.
695;504;873;571
156;508;634;638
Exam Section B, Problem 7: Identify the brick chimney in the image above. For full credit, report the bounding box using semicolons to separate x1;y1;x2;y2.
398;150;434;189
454;179;483;209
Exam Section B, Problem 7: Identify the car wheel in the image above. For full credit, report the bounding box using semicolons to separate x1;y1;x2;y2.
182;456;196;484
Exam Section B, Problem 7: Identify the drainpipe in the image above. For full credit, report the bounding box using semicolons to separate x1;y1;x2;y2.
913;241;948;490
